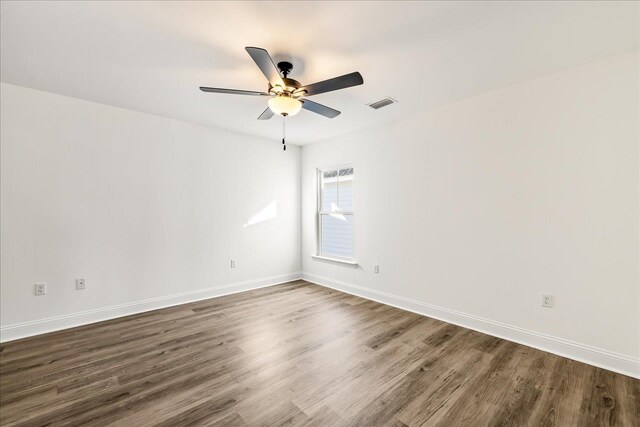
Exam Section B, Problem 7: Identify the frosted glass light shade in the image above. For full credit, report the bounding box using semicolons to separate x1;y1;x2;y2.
268;96;302;116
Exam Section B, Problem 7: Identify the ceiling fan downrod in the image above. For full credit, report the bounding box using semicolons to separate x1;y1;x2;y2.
278;61;293;79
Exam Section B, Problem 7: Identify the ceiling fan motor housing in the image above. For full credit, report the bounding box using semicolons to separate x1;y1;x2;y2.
270;61;306;96
269;78;304;97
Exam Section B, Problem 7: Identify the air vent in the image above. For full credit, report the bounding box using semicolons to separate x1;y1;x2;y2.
367;97;397;110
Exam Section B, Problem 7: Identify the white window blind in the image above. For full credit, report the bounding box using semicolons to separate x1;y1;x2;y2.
318;166;354;259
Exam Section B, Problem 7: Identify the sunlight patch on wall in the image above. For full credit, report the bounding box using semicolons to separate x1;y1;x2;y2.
243;201;278;227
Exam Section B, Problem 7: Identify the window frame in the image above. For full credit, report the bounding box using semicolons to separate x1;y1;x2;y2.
316;163;356;263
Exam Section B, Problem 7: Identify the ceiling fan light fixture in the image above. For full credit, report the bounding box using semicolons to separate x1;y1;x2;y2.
268;95;302;117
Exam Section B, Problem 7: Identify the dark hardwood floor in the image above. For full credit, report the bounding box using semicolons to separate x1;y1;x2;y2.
0;280;638;426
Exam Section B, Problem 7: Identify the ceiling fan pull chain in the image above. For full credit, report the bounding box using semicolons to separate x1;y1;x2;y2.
282;116;286;151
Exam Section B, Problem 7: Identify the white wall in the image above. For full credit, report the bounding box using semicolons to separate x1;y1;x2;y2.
301;52;640;376
1;83;301;340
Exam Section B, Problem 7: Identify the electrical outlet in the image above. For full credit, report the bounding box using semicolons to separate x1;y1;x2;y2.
373;264;380;274
541;294;553;308
34;283;46;296
76;278;86;290
231;259;237;268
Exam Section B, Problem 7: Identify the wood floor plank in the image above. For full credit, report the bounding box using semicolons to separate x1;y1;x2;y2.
1;280;637;426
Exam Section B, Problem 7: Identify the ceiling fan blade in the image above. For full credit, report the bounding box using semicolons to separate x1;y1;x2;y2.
301;99;341;119
257;107;275;120
245;47;285;87
199;87;270;96
301;72;363;97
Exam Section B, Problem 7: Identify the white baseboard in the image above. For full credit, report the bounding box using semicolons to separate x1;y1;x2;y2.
302;272;640;379
0;272;302;343
4;271;638;379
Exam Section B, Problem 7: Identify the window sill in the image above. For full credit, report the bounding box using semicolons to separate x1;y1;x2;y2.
311;255;359;267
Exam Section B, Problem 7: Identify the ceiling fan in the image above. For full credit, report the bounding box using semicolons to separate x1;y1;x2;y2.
199;47;364;121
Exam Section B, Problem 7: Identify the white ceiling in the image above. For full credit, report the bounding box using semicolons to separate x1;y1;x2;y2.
1;1;638;145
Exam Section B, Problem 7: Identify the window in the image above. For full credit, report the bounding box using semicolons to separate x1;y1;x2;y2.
317;165;354;260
